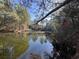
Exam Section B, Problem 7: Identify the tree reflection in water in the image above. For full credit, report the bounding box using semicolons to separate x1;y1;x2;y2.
19;34;54;59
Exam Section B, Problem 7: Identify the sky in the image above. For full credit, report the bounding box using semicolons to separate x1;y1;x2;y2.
27;0;65;21
13;0;65;22
12;0;36;21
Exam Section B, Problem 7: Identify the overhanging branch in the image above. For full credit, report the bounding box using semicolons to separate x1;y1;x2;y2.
36;0;74;24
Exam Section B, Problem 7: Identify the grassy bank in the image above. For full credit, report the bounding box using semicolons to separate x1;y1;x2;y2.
0;33;29;59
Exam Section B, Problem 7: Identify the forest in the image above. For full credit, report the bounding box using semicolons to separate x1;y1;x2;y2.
0;0;79;59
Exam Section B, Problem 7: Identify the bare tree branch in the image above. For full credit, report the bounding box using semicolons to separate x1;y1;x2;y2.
36;0;74;24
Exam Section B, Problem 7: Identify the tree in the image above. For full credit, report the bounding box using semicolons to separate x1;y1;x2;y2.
20;0;55;21
0;0;30;32
0;0;19;31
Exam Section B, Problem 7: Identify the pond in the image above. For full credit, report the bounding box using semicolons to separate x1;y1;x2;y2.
0;33;54;59
18;34;54;59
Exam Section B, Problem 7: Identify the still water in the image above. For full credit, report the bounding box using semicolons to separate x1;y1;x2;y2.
18;34;54;59
0;33;54;59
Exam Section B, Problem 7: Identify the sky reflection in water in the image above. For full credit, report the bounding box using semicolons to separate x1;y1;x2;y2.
19;34;53;59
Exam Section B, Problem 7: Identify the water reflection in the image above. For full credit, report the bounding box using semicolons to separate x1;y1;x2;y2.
19;34;54;59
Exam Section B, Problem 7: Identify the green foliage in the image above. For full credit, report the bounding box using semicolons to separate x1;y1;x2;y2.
16;5;29;24
0;1;30;32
